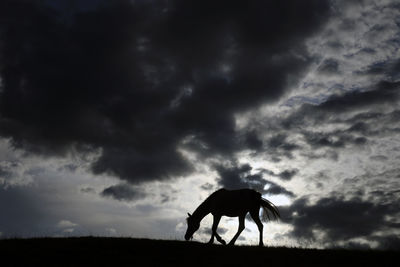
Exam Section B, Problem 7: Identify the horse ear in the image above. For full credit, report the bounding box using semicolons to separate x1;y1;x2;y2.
187;213;192;217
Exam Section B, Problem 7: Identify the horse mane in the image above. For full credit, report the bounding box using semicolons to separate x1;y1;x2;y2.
188;189;222;220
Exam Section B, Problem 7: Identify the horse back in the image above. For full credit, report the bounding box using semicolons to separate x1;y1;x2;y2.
209;188;261;216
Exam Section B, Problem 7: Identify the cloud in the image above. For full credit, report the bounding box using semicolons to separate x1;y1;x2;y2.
57;220;78;228
0;160;31;187
263;182;295;198
0;0;332;184
216;163;295;198
317;58;340;75
369;155;388;162
277;169;299;181
283;81;400;130
105;228;117;235
266;133;301;160
0;165;11;180
256;168;298;181
200;226;229;236
372;235;400;250
80;186;96;194
101;183;146;202
244;131;263;151
281;195;400;249
263;80;400;163
317;81;399;113
200;183;214;192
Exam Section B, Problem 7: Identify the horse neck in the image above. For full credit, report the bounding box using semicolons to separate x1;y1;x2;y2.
192;200;211;222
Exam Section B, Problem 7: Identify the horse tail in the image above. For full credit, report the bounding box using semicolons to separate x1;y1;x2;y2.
260;197;280;222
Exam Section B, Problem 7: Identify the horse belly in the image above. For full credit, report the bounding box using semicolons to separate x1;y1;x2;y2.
219;201;250;217
223;210;247;217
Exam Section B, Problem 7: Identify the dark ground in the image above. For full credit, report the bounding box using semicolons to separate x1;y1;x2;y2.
0;237;398;266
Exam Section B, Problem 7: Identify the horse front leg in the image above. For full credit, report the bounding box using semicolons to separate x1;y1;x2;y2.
208;214;226;245
228;214;245;246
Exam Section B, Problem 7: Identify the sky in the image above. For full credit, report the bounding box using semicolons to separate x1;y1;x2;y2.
0;0;399;249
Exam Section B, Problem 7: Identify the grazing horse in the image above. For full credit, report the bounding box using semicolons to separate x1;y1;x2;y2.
185;188;280;246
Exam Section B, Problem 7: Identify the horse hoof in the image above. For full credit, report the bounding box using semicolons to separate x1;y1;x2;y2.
221;240;226;245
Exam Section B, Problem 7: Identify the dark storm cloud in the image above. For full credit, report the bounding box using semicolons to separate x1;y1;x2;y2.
200;183;214;192
248;81;400;162
244;131;263;151
341;109;400;138
0;0;332;183
302;130;367;149
372;235;400;250
317;58;340;75
284;80;400;130
276;80;400;161
263;181;295;197
216;163;295;197
101;183;146;202
259;168;299;181
317;81;400;112
281;195;400;249
277;169;298;181
264;133;301;161
267;134;300;152
216;163;254;189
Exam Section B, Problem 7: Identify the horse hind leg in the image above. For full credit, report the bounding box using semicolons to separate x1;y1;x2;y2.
228;214;245;246
215;232;226;245
250;209;264;246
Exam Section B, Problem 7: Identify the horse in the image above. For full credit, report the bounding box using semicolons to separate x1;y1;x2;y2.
185;188;280;246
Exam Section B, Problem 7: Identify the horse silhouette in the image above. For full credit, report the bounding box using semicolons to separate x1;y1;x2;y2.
185;188;280;246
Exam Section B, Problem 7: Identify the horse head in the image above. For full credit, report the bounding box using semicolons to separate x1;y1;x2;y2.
185;213;200;241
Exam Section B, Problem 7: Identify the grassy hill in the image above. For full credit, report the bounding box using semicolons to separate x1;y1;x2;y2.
0;237;397;266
